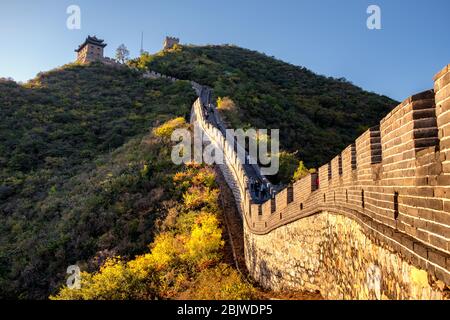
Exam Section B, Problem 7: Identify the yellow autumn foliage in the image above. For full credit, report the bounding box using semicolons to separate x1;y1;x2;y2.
183;213;224;268
50;257;159;300
183;187;219;211
217;97;236;112
51;164;255;300
292;160;316;182
153;117;187;139
188;264;256;300
150;233;184;269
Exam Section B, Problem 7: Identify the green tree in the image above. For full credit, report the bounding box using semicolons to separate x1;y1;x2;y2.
115;44;130;63
293;161;315;182
275;151;299;185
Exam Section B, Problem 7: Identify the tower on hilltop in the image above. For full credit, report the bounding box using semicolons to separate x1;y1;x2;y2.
163;36;180;50
75;36;107;64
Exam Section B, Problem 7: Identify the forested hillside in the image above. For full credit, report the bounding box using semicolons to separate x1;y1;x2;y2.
1;44;399;299
0;63;196;298
134;45;398;168
51;160;255;300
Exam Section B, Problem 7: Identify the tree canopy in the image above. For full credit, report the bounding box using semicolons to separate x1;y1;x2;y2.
116;44;130;63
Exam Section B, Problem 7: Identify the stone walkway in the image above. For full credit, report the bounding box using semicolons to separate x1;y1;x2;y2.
200;87;272;204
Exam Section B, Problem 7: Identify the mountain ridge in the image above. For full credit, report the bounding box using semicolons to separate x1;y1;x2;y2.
132;44;398;169
1;44;397;298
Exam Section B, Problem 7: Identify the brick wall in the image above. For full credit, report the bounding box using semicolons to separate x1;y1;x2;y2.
190;65;450;298
435;65;450;171
76;43;105;64
244;211;448;299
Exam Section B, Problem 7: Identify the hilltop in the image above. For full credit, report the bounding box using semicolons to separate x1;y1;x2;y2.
133;45;398;168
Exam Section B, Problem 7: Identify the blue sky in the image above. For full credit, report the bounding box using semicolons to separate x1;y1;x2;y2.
0;0;449;101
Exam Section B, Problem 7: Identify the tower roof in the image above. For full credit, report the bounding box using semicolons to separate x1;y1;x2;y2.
75;36;107;52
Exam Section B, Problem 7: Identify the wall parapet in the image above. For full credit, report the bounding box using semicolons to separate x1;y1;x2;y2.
190;65;450;289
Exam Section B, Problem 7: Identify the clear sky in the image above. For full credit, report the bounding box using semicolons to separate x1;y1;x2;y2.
0;0;449;101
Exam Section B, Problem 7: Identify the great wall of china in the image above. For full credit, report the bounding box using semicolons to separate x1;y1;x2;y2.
188;64;450;300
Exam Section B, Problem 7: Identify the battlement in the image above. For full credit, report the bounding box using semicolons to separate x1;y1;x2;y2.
163;36;180;50
434;64;450;175
190;64;450;292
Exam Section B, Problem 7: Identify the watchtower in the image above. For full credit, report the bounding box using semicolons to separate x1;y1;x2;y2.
75;36;107;64
163;36;180;50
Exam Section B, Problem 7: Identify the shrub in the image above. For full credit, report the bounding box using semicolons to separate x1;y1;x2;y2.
188;264;256;300
217;97;236;112
153;117;187;140
274;151;299;185
50;257;160;300
183;187;219;212
293;161;315;182
51;164;253;300
183;213;224;269
216;97;241;127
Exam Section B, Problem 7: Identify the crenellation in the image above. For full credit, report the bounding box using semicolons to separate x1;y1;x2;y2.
341;145;355;184
190;64;450;299
250;203;260;219
163;36;180;50
330;155;342;187
293;173;313;203
370;126;382;164
318;164;329;189
276;188;288;212
262;200;272;218
355;129;376;183
435;65;450;176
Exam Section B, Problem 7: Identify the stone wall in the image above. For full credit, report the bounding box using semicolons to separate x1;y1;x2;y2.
190;64;450;299
144;70;203;97
244;211;447;299
190;99;249;211
143;70;178;82
76;43;104;64
163;36;180;50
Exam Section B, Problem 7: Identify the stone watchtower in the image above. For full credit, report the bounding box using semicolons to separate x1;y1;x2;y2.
163;36;180;50
75;36;107;64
